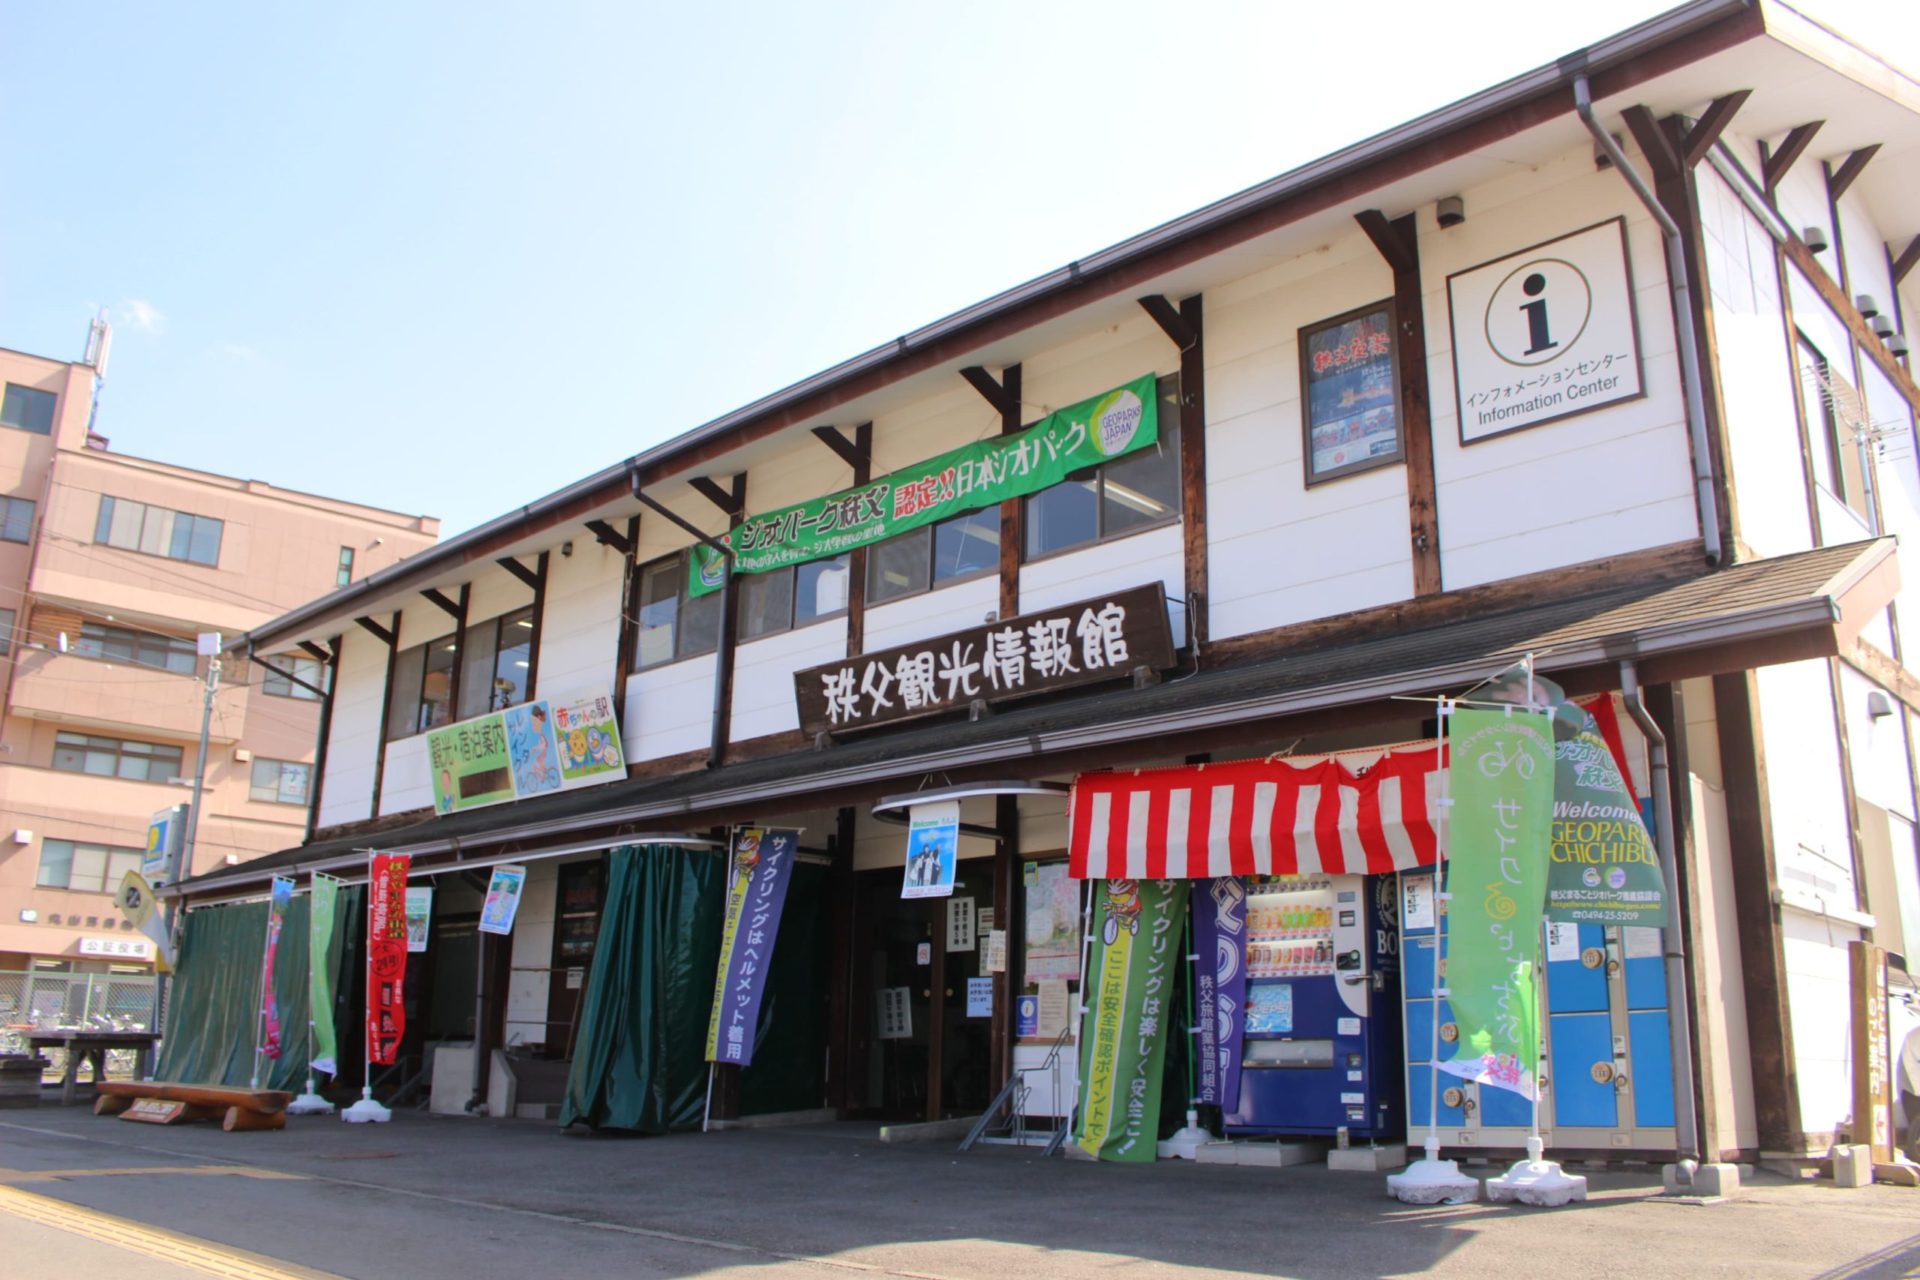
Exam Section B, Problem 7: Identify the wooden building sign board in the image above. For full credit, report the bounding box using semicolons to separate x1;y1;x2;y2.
794;583;1176;737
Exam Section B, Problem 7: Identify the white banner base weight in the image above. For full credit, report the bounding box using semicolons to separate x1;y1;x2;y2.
1485;1137;1587;1206
1155;1110;1210;1161
1387;1146;1480;1204
342;1089;391;1124
287;1089;335;1116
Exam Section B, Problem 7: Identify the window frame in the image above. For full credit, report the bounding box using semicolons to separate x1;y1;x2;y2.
36;839;145;893
0;495;35;544
73;622;199;676
262;652;325;700
0;606;14;656
50;731;185;783
1023;373;1184;564
632;551;723;671
865;507;1002;607
249;757;312;805
455;606;536;720
384;635;460;742
93;495;224;567
736;554;853;643
1;383;56;435
336;546;355;588
1796;329;1854;508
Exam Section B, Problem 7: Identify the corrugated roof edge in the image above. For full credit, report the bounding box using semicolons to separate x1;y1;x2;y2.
236;0;1754;652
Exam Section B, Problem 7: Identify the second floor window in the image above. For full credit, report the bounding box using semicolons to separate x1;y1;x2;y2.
457;606;535;718
263;653;325;699
37;839;143;893
337;546;355;587
95;496;223;567
74;622;198;675
250;758;312;805
867;508;1000;606
52;731;184;783
386;637;458;741
1024;374;1182;560
0;607;13;656
1;496;34;544
634;553;721;669
738;555;852;641
1;383;56;435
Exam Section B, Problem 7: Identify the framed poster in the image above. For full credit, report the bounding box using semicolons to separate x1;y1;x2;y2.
1300;300;1402;485
1447;217;1644;443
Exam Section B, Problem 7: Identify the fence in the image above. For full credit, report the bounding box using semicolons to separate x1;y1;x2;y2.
0;969;161;1083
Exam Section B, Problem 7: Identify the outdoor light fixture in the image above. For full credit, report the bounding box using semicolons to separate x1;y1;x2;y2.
1856;294;1881;319
1872;314;1896;338
1803;225;1830;253
1436;195;1466;228
1867;690;1895;721
1891;334;1911;358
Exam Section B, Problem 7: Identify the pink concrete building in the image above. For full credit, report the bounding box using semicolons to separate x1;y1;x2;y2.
0;335;437;975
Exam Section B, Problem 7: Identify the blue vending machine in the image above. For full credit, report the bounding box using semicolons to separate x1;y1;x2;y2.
1224;873;1403;1138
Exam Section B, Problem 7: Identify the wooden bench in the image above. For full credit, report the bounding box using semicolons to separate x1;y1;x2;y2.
95;1081;294;1132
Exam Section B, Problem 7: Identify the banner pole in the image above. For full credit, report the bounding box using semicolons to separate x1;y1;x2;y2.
702;1062;716;1134
248;891;277;1090
342;852;392;1122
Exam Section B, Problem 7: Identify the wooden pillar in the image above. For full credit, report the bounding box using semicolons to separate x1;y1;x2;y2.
826;805;857;1114
1711;670;1804;1153
362;612;400;819
610;515;642;717
989;794;1018;1099
1355;213;1442;595
846;424;873;655
302;636;340;843
998;366;1024;621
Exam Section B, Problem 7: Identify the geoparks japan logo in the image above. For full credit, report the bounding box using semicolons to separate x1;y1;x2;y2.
1484;257;1593;367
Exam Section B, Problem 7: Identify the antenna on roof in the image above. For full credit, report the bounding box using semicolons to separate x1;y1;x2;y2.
82;311;113;448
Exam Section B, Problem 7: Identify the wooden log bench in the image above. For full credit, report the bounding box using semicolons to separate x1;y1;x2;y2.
95;1081;294;1132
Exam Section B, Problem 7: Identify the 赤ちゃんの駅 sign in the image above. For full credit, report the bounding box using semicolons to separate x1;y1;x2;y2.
793;584;1175;736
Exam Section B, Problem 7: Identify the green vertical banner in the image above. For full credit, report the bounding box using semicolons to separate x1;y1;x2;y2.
1441;707;1554;1099
309;872;342;1077
1076;878;1190;1162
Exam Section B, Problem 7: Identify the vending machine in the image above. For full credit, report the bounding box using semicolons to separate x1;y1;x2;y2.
1223;873;1404;1138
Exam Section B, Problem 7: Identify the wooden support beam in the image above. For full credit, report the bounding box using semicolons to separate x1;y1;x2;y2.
846;422;873;657
959;365;1018;419
1826;144;1880;202
297;640;333;664
496;556;542;591
420;587;462;619
1137;294;1196;349
353;615;395;647
1761;121;1823;193
631;491;729;557
809;424;869;473
1784;237;1920;416
1353;209;1416;275
994;365;1022;622
1622;105;1681;182
1173;295;1210;646
1679;90;1750;168
1893;236;1920;288
582;519;632;555
249;652;328;700
687;475;744;517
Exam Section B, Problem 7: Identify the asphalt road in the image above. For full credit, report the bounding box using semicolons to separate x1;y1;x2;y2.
2;1106;1917;1280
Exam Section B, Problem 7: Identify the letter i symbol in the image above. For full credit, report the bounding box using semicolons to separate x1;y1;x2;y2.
1520;273;1557;356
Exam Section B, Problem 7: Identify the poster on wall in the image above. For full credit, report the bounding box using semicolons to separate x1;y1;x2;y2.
1300;302;1401;483
1447;217;1644;443
1023;861;1081;983
902;801;959;899
704;827;800;1066
404;886;433;952
479;864;528;936
946;897;976;951
428;686;626;816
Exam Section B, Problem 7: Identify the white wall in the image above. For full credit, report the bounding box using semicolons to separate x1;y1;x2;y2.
1020;524;1184;640
1423;142;1699;588
863;575;997;653
730;618;847;742
1782;911;1861;1139
626;652;717;762
379;735;432;817
536;540;625;698
504;860;558;1049
318;628;384;828
1755;659;1855;911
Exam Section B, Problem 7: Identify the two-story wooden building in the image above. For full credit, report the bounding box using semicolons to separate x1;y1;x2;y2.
174;0;1920;1169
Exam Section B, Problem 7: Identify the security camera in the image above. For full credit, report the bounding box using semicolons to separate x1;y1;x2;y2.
1436;196;1466;229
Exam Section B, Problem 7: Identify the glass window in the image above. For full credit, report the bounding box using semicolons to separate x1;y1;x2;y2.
337;546;355;587
418;639;457;733
796;555;851;625
1;496;34;544
460;606;535;717
739;566;797;641
867;510;999;606
250;758;311;804
94;496;223;566
1026;375;1181;559
263;653;324;699
37;839;144;893
1797;332;1856;508
75;622;198;675
50;732;183;783
0;607;14;655
2;384;56;435
385;644;426;742
867;526;931;605
634;553;721;668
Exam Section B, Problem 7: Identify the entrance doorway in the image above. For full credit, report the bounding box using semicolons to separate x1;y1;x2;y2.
851;867;994;1121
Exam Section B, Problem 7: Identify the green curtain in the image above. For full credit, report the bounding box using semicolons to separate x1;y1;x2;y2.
561;844;724;1133
738;861;828;1116
154;888;360;1091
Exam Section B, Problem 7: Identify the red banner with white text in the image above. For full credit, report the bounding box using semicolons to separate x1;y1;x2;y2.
367;853;411;1066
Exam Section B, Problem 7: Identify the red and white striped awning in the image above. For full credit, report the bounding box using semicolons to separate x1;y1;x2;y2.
1068;745;1445;880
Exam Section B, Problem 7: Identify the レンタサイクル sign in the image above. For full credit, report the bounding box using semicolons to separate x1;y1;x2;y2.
1447;218;1644;443
687;374;1161;598
793;584;1175;736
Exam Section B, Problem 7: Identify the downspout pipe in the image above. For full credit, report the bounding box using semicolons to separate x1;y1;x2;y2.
1618;660;1703;1175
1575;75;1723;567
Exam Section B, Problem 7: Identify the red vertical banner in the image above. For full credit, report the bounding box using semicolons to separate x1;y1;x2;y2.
367;853;411;1066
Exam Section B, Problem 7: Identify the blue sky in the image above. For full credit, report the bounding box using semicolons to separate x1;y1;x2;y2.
3;2;1914;536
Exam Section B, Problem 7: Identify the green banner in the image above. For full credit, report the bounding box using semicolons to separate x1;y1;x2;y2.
309;873;341;1076
428;712;513;814
1076;878;1189;1162
689;373;1160;597
1441;707;1554;1100
1547;701;1667;926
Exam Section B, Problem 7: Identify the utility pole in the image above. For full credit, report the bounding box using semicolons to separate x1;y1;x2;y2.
157;633;221;1042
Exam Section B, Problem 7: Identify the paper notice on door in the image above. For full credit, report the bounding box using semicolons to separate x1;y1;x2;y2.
983;929;1007;974
1402;877;1435;930
1622;926;1662;960
978;908;995;933
1546;922;1581;963
967;977;993;1018
1037;979;1071;1040
947;898;976;952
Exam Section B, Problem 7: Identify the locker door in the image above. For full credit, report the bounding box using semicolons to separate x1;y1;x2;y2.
1400;873;1469;1132
1547;1011;1619;1127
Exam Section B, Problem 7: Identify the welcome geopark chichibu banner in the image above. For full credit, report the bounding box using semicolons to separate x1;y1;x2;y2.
309;872;343;1076
1439;708;1554;1100
688;374;1160;598
1076;878;1190;1162
367;854;411;1067
1546;691;1667;927
704;828;800;1066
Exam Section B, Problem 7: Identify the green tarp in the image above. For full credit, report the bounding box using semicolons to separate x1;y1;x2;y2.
154;888;360;1090
561;845;829;1132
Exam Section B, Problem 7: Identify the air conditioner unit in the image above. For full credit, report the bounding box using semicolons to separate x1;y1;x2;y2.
12;829;31;845
233;748;253;763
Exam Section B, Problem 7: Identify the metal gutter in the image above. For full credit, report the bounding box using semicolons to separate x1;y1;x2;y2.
232;0;1753;653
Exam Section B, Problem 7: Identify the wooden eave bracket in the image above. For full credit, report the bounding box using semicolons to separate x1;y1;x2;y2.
1761;121;1823;194
1622;91;1747;182
810;425;871;474
687;475;745;518
1137;295;1197;350
497;555;545;591
297;640;334;665
1893;236;1920;288
959;366;1018;419
420;587;464;620
1354;209;1417;275
631;489;732;559
354;615;396;647
1826;145;1880;202
582;519;633;555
